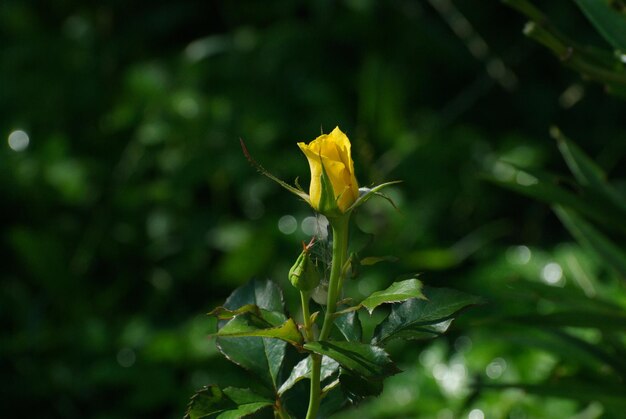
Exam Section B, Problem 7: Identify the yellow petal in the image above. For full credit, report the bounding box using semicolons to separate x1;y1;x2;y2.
298;127;359;213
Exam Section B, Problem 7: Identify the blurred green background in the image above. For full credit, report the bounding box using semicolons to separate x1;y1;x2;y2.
2;1;625;418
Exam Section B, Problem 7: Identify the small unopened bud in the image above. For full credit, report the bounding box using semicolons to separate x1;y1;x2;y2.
289;239;320;291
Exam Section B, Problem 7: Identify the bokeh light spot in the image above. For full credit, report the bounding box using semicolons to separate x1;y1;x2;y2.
542;262;563;285
8;130;30;151
301;216;319;236
278;215;297;234
492;161;515;181
486;357;507;379
432;360;467;396
506;245;531;265
174;95;199;119
515;171;538;186
454;335;473;353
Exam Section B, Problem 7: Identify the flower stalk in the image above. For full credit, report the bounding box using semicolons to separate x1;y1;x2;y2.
319;216;350;341
242;127;397;418
300;290;314;342
305;215;350;419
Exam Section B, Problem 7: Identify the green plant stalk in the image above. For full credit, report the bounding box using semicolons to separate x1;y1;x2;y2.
525;22;626;82
306;354;322;419
305;215;350;419
301;289;317;419
300;290;314;342
320;215;350;340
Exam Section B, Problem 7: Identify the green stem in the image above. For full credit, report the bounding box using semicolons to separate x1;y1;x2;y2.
300;290;314;342
305;215;350;419
319;216;350;340
305;354;322;419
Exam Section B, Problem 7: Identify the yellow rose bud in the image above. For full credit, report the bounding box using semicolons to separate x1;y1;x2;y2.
297;127;359;215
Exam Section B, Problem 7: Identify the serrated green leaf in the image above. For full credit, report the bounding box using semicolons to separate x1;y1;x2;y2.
185;386;272;419
277;355;340;395
216;279;289;390
361;278;425;314
185;385;233;419
216;387;273;419
318;383;349;418
574;0;626;51
554;205;626;278
217;337;286;391
216;316;304;347
216;403;272;419
223;279;285;314
373;287;483;345
304;341;400;379
221;387;271;405
338;370;384;404
334;310;362;342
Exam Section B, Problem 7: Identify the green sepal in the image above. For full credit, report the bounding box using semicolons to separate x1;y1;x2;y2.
240;139;311;205
346;181;402;213
317;157;341;217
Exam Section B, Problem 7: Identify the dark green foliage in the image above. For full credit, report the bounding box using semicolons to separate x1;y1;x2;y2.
372;287;484;345
199;277;475;416
473;126;626;418
334;311;363;342
303;341;399;379
2;0;625;418
504;0;626;96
